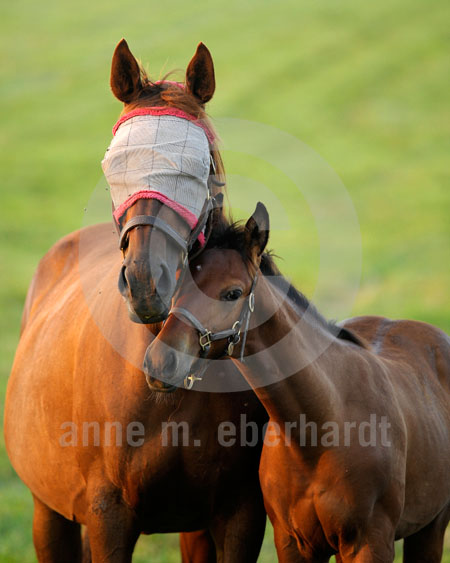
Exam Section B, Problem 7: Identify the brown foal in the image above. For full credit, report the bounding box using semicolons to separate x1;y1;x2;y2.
147;203;450;562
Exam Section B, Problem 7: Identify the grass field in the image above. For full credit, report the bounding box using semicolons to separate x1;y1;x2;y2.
1;0;449;560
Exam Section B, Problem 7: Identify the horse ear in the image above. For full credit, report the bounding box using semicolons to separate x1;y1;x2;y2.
244;202;270;259
185;43;215;104
110;39;143;103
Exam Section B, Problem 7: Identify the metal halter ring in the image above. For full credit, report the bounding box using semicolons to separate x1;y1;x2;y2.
227;321;242;356
232;320;241;337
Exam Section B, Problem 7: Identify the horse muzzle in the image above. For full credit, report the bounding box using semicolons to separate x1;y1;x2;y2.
118;262;174;324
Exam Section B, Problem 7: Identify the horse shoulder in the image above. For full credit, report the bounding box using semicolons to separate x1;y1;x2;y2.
21;224;116;331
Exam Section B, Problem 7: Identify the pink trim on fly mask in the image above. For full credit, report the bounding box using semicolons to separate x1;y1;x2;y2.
154;80;185;89
112;107;215;144
113;190;206;247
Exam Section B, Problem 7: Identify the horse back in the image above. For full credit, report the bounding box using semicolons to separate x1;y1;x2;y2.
331;315;450;536
342;315;450;389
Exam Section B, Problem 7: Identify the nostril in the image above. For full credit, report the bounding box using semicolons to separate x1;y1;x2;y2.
143;352;152;375
156;262;173;303
164;350;178;374
120;265;129;289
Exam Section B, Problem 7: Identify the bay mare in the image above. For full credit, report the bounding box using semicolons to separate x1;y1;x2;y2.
106;39;227;325
147;203;450;562
4;42;268;562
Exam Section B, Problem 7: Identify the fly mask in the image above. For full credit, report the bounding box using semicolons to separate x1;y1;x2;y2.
102;106;222;322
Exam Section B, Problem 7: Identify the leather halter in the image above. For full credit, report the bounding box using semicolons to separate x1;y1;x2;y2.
168;274;258;389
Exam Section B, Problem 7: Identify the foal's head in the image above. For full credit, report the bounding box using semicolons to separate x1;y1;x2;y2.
105;39;225;323
143;203;270;391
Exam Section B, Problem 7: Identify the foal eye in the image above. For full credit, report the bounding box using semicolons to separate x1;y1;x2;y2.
222;289;243;301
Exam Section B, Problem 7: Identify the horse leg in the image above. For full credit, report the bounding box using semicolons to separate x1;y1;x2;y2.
82;528;92;563
85;486;139;563
272;522;303;563
402;503;450;563
209;483;266;563
32;494;82;563
180;530;216;562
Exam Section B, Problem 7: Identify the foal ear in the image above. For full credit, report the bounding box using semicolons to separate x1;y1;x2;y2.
185;43;215;104
244;202;270;259
110;39;143;103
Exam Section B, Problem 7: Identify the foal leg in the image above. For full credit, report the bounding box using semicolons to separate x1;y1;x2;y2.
339;538;395;563
340;544;394;563
338;519;395;563
180;530;216;562
402;503;450;563
32;494;82;563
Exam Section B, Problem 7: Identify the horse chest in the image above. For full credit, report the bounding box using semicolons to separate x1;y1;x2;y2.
73;391;265;532
126;445;222;532
259;444;319;529
260;450;333;558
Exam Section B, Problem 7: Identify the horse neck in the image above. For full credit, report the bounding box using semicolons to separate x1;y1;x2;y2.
238;275;354;427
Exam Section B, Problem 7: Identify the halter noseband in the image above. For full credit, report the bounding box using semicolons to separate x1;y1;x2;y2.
118;190;220;257
169;274;258;389
119;214;190;253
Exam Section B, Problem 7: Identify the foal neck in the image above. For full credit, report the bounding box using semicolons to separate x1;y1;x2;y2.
236;274;360;427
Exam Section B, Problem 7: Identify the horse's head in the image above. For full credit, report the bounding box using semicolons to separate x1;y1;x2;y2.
103;39;225;323
143;203;270;391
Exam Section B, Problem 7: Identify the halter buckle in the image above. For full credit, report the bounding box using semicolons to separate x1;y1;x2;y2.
210;153;217;176
184;374;203;390
199;331;212;351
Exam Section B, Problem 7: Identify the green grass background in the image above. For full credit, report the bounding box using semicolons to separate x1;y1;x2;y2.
1;0;449;560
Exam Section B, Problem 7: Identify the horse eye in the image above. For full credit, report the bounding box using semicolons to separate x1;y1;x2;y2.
222;289;243;302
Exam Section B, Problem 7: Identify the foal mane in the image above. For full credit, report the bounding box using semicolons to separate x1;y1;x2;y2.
206;223;365;347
